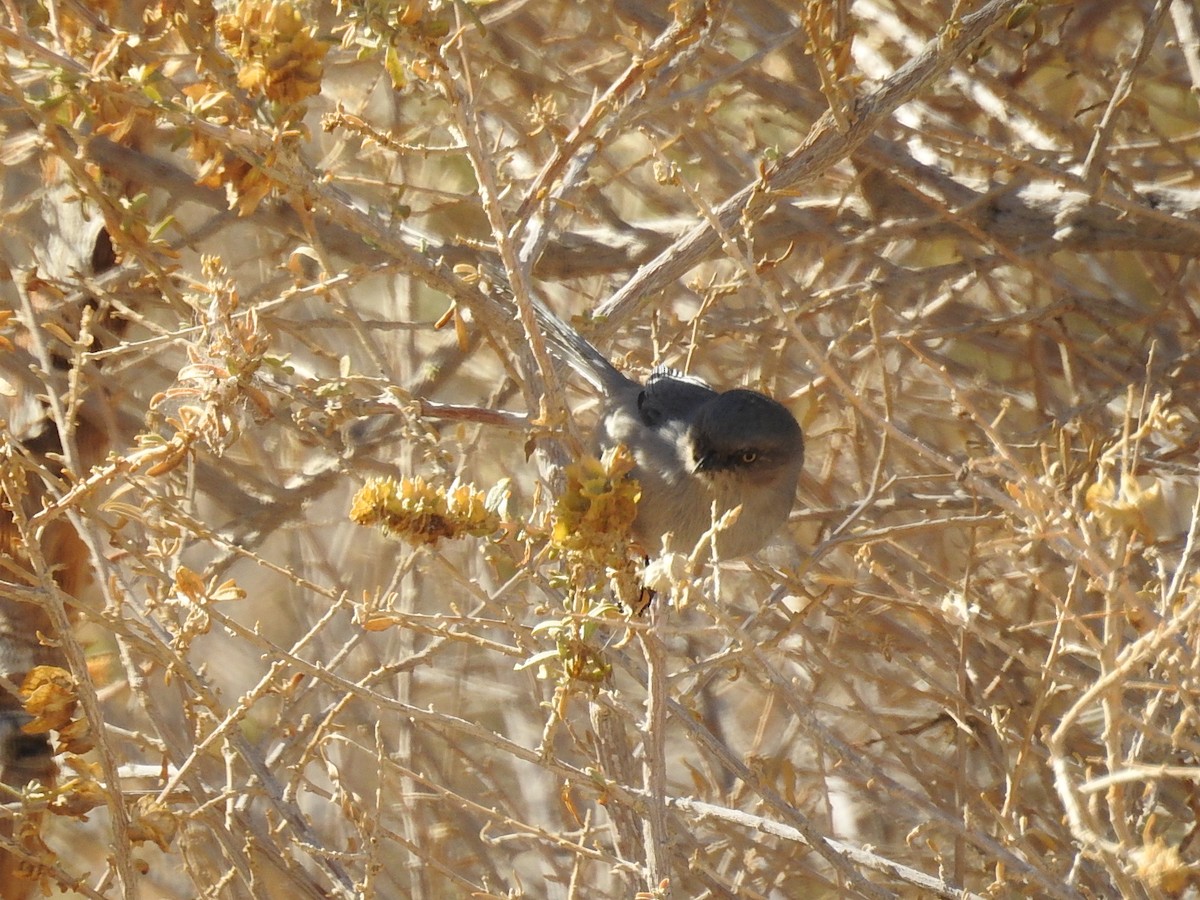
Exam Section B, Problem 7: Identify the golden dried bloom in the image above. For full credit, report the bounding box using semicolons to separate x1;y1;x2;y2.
88;79;155;143
20;666;79;735
182;83;252;181
128;797;179;852
174;564;207;603
50;758;106;819
350;476;503;547
1133;837;1195;895
549;444;640;566
180;82;284;215
1085;472;1164;540
57;717;95;756
0;308;15;352
21;666;94;754
10;814;56;887
218;0;330;107
187;2;328;213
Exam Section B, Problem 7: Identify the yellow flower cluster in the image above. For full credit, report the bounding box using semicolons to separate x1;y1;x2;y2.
350;476;502;547
21;666;93;756
549;444;641;567
179;1;329;213
218;0;329;107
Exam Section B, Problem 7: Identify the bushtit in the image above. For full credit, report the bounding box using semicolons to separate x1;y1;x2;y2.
536;303;804;559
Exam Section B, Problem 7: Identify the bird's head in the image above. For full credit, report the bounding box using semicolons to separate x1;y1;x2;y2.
687;389;803;484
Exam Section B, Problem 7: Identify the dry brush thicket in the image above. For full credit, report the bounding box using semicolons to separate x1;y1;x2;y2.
2;0;1200;897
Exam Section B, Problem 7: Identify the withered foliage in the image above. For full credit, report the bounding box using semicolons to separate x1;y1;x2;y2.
2;1;1200;898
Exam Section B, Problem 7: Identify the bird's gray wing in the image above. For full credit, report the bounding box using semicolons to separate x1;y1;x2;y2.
636;367;717;427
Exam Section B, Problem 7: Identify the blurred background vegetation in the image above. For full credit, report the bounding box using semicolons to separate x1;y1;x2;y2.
2;0;1200;897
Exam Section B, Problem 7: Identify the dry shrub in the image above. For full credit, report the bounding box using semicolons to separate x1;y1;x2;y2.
1;1;1199;897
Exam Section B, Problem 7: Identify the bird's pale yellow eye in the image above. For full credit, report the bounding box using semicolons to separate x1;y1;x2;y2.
740;450;758;464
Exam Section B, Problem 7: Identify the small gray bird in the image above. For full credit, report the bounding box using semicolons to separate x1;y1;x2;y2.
536;303;804;559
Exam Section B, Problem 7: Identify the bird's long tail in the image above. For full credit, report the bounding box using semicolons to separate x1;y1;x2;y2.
530;297;631;395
